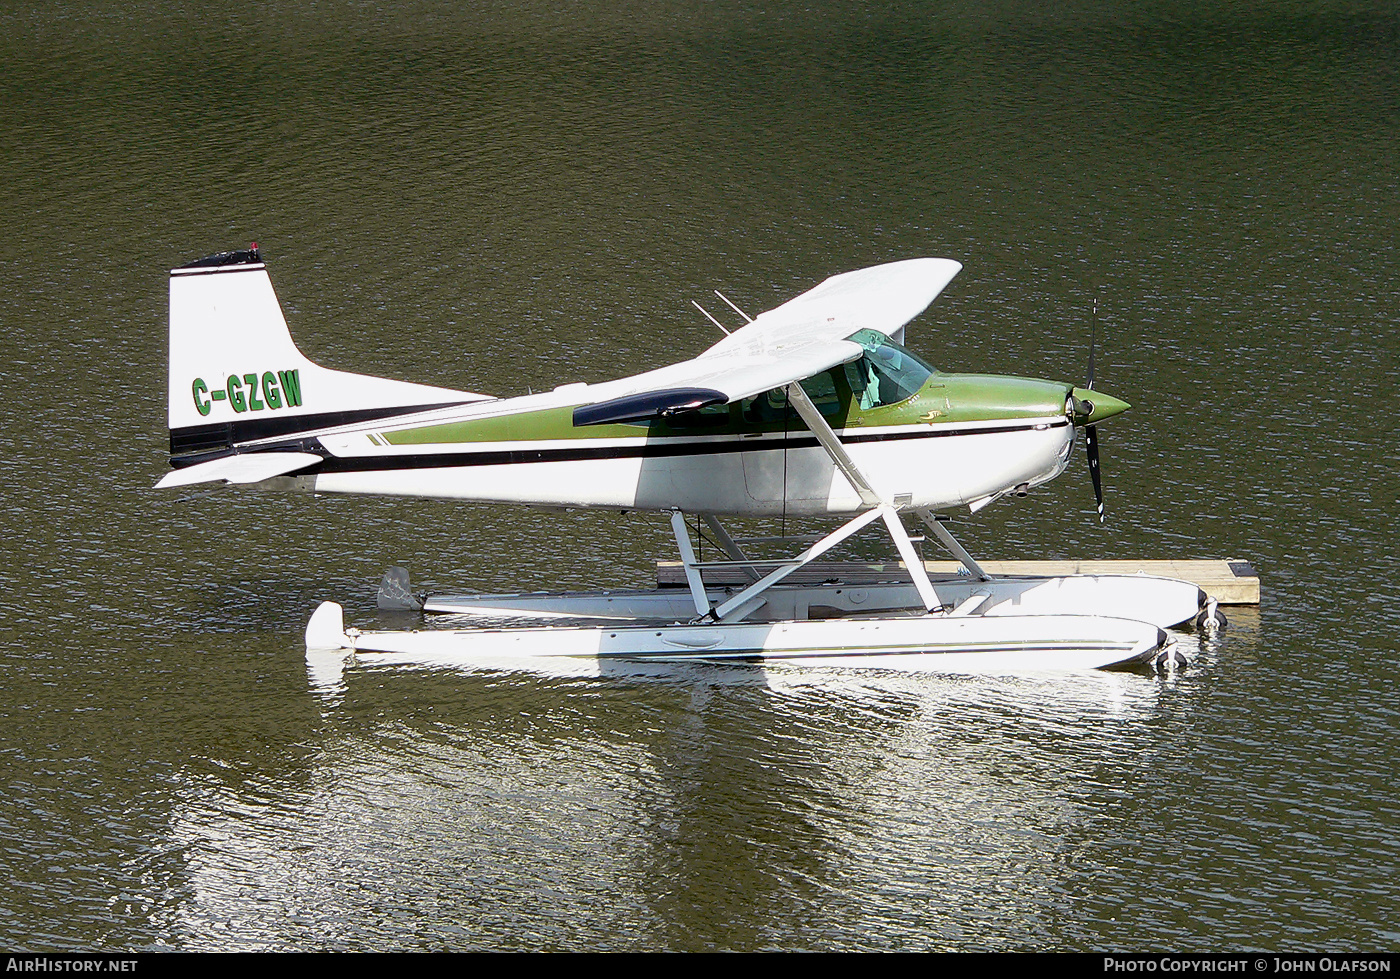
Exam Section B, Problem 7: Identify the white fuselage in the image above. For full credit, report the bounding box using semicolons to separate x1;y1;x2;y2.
308;412;1075;515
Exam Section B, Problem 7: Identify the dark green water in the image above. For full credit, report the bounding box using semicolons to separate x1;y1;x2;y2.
0;0;1396;951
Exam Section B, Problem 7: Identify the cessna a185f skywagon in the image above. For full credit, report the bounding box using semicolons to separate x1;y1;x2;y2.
158;247;1213;674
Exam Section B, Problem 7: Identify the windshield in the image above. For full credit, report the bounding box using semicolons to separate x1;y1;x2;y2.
843;329;938;410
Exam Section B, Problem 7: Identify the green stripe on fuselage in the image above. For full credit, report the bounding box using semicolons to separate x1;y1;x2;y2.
380;373;1074;446
384;405;645;445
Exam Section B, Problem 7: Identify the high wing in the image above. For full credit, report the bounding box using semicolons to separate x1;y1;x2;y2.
572;257;962;425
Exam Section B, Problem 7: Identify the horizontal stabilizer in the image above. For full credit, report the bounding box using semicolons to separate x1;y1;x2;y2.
154;451;322;489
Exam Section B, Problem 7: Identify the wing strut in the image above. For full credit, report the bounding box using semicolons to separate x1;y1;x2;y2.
784;384;882;508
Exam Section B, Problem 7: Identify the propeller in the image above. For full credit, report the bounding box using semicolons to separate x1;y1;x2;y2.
1068;301;1127;524
1085;308;1105;523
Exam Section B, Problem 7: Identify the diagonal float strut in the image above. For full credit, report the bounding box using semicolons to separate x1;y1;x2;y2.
668;379;998;623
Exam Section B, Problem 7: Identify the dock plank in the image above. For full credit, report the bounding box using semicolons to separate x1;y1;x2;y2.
657;559;1260;604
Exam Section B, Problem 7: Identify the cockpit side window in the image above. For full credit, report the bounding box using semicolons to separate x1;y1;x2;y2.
800;370;842;414
843;329;938;410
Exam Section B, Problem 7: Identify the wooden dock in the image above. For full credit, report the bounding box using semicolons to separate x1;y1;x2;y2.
658;559;1260;604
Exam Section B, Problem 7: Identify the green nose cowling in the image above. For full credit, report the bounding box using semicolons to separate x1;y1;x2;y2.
1069;387;1130;426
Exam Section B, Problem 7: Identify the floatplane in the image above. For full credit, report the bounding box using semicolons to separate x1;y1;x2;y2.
157;247;1216;674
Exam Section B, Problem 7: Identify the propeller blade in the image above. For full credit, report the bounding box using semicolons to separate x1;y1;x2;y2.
1086;424;1105;523
1086;300;1098;391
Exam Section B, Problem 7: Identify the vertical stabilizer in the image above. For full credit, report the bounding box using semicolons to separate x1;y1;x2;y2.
167;247;489;458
